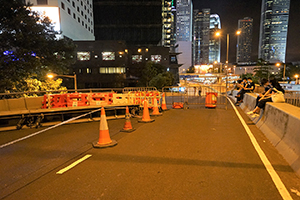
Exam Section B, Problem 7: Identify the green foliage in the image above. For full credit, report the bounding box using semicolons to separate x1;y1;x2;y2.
6;78;67;97
139;61;165;87
240;73;259;84
253;59;272;81
285;64;300;80
149;72;175;90
0;0;76;93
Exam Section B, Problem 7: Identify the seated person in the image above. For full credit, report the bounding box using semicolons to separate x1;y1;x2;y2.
235;77;255;105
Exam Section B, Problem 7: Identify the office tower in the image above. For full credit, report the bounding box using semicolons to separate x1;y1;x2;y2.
209;14;221;63
162;0;176;48
259;0;290;63
93;0;162;45
27;0;94;40
193;8;210;65
176;0;193;70
236;17;253;64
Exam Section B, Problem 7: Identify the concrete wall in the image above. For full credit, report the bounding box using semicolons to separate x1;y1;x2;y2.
229;91;300;176
0;97;43;112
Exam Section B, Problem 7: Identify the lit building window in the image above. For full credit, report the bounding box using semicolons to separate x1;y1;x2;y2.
99;67;126;74
77;52;90;61
87;68;92;73
151;55;162;63
132;55;143;63
102;52;115;61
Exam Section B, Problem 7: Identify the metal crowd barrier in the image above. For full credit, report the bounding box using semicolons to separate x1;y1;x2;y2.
162;85;228;109
285;91;300;107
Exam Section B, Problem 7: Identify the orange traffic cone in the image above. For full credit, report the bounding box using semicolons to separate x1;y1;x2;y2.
121;106;135;132
93;107;117;148
151;97;162;116
138;100;155;123
161;93;167;111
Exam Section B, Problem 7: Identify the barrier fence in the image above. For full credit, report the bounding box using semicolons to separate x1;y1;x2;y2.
285;91;300;107
162;85;228;109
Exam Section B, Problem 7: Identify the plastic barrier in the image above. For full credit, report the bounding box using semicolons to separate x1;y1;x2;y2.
205;92;218;108
88;93;113;106
66;93;88;107
50;94;67;108
112;93;129;105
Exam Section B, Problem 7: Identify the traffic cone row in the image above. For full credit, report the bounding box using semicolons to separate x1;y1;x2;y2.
93;94;168;149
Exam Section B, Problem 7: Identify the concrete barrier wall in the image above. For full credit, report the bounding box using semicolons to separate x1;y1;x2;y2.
231;91;300;176
0;97;43;112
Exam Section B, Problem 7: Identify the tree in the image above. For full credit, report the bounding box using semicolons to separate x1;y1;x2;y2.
139;61;164;87
0;0;76;93
149;72;175;90
253;59;272;81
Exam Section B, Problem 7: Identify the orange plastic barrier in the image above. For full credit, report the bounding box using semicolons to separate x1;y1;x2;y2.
50;94;67;108
205;92;218;108
172;102;184;109
66;93;88;107
89;93;113;106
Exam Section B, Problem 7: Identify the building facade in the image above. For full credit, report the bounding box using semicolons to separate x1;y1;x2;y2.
93;0;162;46
162;0;176;48
209;14;221;64
193;9;210;65
258;0;290;63
176;0;193;71
236;17;253;64
27;0;95;40
71;41;180;88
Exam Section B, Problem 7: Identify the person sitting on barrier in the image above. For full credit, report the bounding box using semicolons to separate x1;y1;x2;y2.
247;78;285;117
235;77;255;105
235;78;248;103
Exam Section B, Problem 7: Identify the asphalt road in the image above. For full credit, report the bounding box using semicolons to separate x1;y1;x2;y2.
1;102;300;200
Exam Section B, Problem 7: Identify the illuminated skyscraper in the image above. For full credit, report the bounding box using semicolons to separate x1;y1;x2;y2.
193;9;210;65
258;0;290;63
27;0;95;40
236;17;253;64
176;0;193;70
162;0;176;48
209;14;221;63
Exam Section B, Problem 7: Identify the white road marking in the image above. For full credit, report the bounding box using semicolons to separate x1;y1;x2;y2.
56;154;92;175
227;97;293;200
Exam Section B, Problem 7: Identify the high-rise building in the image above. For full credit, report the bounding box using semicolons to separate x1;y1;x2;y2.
258;0;290;63
162;0;176;48
176;0;193;71
27;0;95;41
209;14;221;64
93;0;162;46
236;17;253;64
193;9;210;65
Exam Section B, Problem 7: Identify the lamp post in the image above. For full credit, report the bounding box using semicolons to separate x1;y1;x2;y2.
47;73;77;92
276;62;286;80
295;74;299;84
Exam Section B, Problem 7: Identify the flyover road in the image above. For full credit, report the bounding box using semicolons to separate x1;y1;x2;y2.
1;101;300;200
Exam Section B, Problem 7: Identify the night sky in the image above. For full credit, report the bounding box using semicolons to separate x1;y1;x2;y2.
192;0;300;63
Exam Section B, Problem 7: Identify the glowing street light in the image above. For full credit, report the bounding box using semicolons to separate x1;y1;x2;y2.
275;62;286;79
47;73;77;91
295;74;299;84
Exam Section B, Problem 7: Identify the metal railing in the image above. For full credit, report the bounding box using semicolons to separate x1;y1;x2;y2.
162;85;228;109
285;91;300;107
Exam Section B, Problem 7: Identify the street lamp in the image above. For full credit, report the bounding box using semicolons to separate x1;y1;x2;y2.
276;62;286;80
295;74;299;84
47;73;77;91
